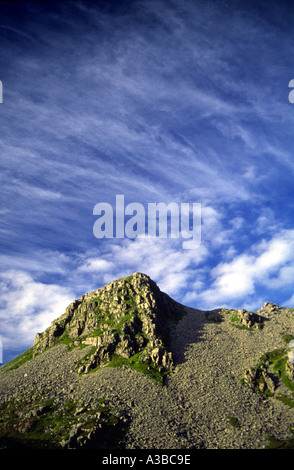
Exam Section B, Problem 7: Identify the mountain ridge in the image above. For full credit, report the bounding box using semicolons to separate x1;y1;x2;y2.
1;273;294;449
32;272;185;380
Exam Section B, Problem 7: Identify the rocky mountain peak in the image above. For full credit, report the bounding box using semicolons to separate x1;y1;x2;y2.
33;272;184;377
2;274;294;450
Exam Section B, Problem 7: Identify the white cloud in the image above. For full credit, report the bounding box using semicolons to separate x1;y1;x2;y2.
0;270;74;354
77;258;114;273
78;236;209;298
283;292;294;308
196;229;294;309
2;227;294;361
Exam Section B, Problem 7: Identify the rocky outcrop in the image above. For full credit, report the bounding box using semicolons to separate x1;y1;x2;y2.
236;309;264;329
286;341;294;381
257;302;281;317
2;280;294;450
286;361;294;382
243;334;294;399
243;364;277;395
0;384;129;449
33;273;184;377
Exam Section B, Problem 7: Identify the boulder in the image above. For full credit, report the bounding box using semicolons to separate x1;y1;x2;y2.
286;361;294;381
237;309;263;328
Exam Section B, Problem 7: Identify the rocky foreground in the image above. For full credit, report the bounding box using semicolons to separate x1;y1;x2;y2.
1;272;294;449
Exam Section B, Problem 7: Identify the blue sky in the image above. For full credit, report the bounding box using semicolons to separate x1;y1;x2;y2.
1;0;294;362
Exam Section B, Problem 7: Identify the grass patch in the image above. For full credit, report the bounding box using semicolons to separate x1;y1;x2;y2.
53;330;87;351
229;311;253;330
113;313;134;333
260;348;287;366
227;416;241;429
230;311;239;323
57;332;77;347
245;347;294;405
107;352;168;385
0;392;126;449
281;367;294;393
4;347;34;371
280;332;294;344
259;349;294;395
0;395;60;448
218;309;250;329
232;310;264;331
266;435;294;449
92;328;103;337
275;394;294;408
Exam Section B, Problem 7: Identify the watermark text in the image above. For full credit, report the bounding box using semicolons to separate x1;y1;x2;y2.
93;195;201;249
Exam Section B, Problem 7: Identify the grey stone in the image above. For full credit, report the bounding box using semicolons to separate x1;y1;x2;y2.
286;361;294;381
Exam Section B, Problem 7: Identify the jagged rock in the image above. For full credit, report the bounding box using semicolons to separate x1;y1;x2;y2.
243;364;276;394
33;273;184;376
116;335;136;359
257;302;281;317
263;372;276;394
286;361;294;381
289;350;294;364
263;302;280;311
2;278;294;450
243;366;261;389
237;309;263;328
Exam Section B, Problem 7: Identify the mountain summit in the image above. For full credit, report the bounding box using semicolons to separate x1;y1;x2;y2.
33;272;183;377
1;273;294;449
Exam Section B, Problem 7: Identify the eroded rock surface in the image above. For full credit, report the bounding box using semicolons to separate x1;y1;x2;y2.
1;275;294;450
33;272;183;375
